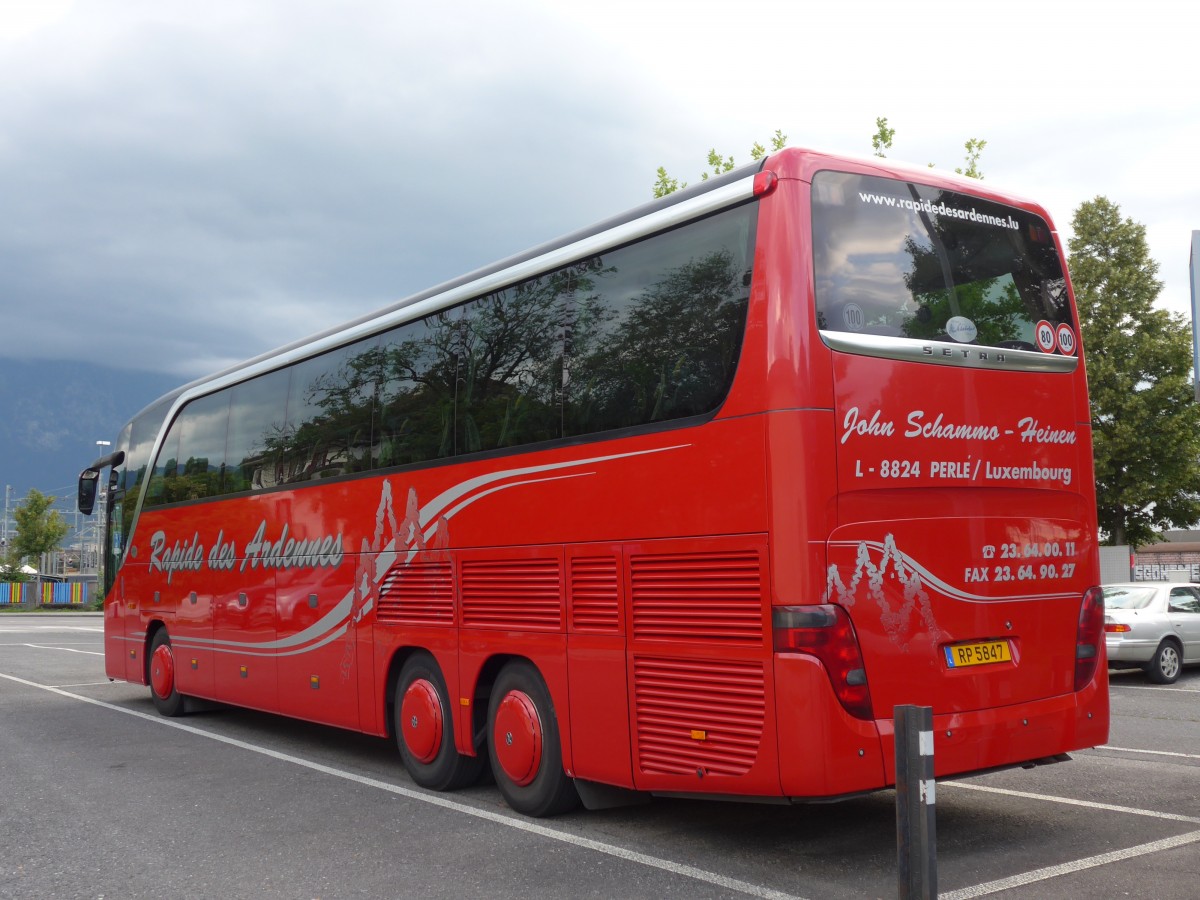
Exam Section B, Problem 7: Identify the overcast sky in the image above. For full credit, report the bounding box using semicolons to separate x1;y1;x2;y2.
1;0;1195;382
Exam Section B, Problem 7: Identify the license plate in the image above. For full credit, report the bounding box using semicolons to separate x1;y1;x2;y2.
944;640;1011;668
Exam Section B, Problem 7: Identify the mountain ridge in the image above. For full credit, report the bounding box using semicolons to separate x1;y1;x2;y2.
0;358;177;502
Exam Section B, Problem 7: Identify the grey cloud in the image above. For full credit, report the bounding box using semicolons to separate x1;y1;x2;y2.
0;2;670;379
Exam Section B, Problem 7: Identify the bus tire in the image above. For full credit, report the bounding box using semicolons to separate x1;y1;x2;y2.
395;653;483;791
148;628;186;717
487;661;579;817
1145;639;1182;685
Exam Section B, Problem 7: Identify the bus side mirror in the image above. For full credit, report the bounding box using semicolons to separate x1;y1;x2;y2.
78;468;100;516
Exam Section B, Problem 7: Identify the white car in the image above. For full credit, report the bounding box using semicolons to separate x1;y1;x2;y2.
1103;583;1200;684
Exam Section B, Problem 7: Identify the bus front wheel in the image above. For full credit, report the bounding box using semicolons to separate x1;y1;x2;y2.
487;661;579;817
395;652;483;791
148;629;186;717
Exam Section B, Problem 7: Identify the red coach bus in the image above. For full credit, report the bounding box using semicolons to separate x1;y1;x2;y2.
79;147;1108;816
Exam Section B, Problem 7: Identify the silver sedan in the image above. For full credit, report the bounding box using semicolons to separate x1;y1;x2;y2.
1103;582;1200;684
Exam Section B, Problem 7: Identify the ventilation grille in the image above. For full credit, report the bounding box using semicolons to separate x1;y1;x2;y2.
460;558;563;631
633;656;765;776
377;560;454;626
630;551;764;644
570;555;620;633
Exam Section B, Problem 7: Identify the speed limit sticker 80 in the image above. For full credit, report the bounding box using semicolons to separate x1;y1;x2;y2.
1035;320;1057;353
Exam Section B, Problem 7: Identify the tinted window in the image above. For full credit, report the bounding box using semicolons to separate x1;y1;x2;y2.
142;414;181;509
135;201;758;504
145;392;232;507
123;398;173;498
812;171;1072;353
174;392;231;500
119;398;173;530
226;369;291;492
376;312;459;466
459;271;569;454
565;206;755;436
283;339;377;483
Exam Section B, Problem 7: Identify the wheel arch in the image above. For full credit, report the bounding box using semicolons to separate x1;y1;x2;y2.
470;653;525;757
143;619;168;685
383;645;429;742
1147;635;1185;684
1154;634;1184;658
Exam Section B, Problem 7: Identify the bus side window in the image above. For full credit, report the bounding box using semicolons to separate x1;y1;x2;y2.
457;277;565;455
143;419;181;509
226;369;291;493
284;338;378;483
564;206;754;437
376;313;459;467
176;391;231;500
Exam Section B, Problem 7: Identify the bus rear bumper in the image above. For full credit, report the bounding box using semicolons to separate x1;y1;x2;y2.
775;654;1109;797
876;673;1109;786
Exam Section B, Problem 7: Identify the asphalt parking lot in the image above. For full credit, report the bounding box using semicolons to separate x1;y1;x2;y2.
1;612;1197;899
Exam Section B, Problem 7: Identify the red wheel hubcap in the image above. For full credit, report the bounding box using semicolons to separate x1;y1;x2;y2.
150;643;175;700
400;679;443;764
493;690;542;787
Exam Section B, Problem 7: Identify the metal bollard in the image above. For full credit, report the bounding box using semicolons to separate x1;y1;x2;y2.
895;704;937;898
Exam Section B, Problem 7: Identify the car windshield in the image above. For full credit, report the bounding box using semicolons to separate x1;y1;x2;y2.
1102;586;1157;610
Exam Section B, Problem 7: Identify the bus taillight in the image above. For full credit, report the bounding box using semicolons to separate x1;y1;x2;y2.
753;170;778;196
1075;586;1105;691
773;604;873;720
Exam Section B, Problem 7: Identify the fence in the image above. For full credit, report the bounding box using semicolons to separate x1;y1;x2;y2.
0;581;94;606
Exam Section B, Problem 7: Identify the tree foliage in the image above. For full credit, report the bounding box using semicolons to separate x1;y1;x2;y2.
1069;197;1200;546
871;116;895;158
955;138;987;179
873;117;986;178
655;121;986;198
3;489;69;575
653;130;787;198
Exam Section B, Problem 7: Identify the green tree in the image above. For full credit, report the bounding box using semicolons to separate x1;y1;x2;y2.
653;130;787;198
1069;197;1200;546
872;118;986;178
871;116;895;158
4;489;69;575
955;137;987;179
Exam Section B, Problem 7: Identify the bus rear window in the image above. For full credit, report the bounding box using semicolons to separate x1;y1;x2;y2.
811;171;1073;358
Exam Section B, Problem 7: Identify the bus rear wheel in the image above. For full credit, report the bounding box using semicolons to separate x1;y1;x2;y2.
487;661;579;817
395;653;482;791
148;629;186;717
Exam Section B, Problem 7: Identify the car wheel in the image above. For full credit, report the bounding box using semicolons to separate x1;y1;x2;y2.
148;629;186;717
1145;639;1182;685
487;661;579;817
395;652;483;791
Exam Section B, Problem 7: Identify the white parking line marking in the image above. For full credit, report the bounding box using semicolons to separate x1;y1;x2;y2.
53;682;119;688
940;830;1200;899
942;781;1200;824
1109;683;1200;693
1099;745;1200;761
14;644;105;656
0;672;803;900
0;625;103;633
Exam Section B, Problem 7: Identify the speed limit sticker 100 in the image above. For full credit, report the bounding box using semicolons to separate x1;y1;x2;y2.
1056;324;1077;356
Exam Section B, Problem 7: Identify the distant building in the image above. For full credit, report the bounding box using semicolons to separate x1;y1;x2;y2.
1131;530;1200;581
